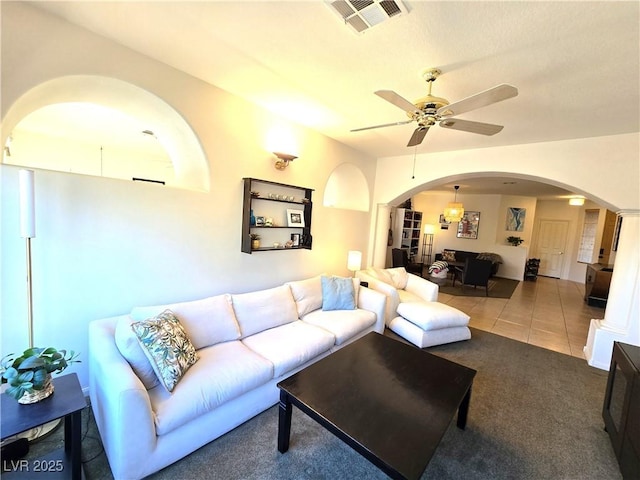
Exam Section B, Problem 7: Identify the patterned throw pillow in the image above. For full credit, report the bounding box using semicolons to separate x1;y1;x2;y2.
131;310;198;392
442;250;456;262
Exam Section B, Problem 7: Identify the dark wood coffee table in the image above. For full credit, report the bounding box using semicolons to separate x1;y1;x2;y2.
277;332;476;480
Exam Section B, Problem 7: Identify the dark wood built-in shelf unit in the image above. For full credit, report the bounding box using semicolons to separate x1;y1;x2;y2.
242;178;313;254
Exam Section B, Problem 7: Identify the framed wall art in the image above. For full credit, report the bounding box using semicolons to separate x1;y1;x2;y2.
286;209;305;227
506;207;526;231
457;211;480;239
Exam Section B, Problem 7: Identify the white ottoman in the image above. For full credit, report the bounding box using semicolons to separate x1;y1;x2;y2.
389;301;471;348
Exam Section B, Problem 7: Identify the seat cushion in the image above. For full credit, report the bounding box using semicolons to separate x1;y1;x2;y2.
149;340;273;436
301;309;376;345
396;302;470;331
241;321;335;378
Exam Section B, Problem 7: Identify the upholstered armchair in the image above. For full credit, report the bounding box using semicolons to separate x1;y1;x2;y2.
453;257;493;296
391;248;424;276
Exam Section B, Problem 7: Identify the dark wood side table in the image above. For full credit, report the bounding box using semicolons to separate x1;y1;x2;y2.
1;373;87;480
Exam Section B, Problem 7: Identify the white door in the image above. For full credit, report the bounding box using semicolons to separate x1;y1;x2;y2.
535;220;569;278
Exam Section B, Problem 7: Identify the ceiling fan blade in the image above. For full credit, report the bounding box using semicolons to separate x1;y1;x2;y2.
375;90;419;113
407;127;429;147
439;118;504;136
351;119;413;132
437;84;518;117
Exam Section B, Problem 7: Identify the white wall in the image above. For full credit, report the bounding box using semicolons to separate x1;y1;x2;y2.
0;4;376;390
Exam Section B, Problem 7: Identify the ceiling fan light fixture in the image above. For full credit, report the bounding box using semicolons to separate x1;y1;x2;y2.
444;185;464;222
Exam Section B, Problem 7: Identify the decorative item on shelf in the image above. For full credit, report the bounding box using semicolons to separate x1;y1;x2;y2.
273;152;297;170
301;197;310;204
250;191;260;198
285;240;294;248
250;233;261;250
273;242;281;248
255;216;265;226
443;185;464;223
250;209;256;226
286;209;305;227
291;233;301;246
347;250;362;277
1;347;80;404
264;217;273;227
507;236;524;246
569;197;585;206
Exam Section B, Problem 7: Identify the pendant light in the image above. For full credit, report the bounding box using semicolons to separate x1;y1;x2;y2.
444;185;464;223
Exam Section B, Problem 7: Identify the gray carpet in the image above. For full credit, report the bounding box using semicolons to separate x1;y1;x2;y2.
24;328;620;479
438;277;520;298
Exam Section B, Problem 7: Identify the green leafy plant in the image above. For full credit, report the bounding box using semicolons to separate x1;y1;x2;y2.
1;347;80;401
249;233;261;240
507;236;524;246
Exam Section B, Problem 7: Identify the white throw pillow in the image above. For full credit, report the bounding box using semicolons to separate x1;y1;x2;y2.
397;302;470;331
130;294;241;350
386;267;409;289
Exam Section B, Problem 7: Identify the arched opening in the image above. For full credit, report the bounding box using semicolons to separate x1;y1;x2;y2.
323;163;370;211
1;75;209;191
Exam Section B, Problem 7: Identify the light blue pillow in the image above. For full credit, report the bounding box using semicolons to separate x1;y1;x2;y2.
321;276;356;311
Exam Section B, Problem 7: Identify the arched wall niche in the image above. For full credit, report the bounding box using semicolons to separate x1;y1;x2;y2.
323;163;370;211
1;75;209;191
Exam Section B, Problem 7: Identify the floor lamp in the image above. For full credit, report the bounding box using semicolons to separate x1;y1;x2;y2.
19;169;36;348
15;169;60;445
421;224;435;266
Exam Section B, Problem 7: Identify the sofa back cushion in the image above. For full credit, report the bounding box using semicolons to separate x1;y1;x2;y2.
130;294;240;350
287;275;324;317
231;285;299;338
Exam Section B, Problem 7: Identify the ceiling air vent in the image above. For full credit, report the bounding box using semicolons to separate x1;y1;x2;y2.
326;0;407;34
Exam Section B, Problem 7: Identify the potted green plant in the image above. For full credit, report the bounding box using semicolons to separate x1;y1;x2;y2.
250;233;261;250
1;347;80;404
507;236;524;246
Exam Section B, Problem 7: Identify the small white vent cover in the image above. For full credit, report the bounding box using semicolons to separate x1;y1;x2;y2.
325;0;407;34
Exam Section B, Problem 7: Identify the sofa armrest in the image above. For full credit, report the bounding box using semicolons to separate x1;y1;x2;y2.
405;274;439;302
356;271;399;326
357;285;387;333
89;316;158;479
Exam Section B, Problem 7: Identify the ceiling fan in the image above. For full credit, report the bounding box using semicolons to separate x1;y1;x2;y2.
351;68;518;147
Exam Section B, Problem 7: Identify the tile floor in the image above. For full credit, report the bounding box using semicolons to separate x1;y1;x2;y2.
437;275;606;359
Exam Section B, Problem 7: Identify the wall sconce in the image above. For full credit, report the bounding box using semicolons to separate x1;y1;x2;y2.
569;197;585;206
347;250;362;276
273;152;297;170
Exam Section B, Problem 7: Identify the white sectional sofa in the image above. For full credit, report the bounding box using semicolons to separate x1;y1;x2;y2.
357;267;470;348
88;275;386;479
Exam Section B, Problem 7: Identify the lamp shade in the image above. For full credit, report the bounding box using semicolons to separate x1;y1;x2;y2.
347;250;362;272
423;224;435;235
19;169;36;238
444;203;464;223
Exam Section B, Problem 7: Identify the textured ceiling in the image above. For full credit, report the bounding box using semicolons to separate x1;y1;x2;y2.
25;1;640;198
